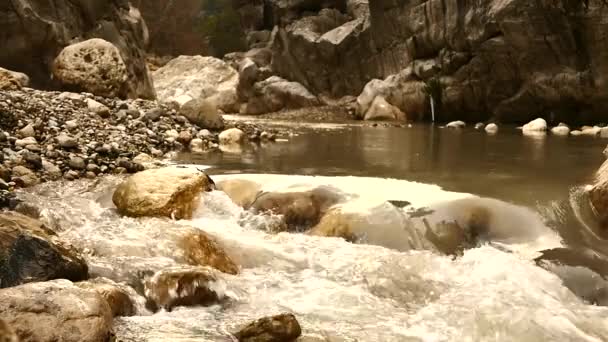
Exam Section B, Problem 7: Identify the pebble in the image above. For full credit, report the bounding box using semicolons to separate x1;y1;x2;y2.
18;123;35;137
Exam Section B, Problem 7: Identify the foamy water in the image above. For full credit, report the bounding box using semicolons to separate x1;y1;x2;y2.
18;174;608;341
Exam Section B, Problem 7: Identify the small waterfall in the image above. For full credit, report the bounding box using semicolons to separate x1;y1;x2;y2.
430;96;436;122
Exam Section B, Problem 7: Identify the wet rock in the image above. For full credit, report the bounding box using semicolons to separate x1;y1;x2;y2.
551;125;570;136
11;166;39;187
178;230;239;275
250;187;344;231
0;67;29;91
0;318;18;342
233;313;302;342
364;96;406;121
53;39;131;99
86;99;110;118
0;279;113;342
18;124;35;138
485;123;498;134
144;266;223;311
217;179;262;209
153;56;239;112
446;121;466;129
219;128;245;145
522;118;548;133
113;167;213;219
69;157;86;170
179;98;225;130
77;278;135;317
0;211;88;288
57;133;78;149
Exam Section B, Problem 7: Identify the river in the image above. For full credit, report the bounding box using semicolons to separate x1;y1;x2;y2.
18;120;608;341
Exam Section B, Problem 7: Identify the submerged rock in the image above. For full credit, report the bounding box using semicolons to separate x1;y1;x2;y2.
178;230;239;275
0;279;113;342
233;313;302;342
112;167;213;220
144;266;223;311
0;211;88;288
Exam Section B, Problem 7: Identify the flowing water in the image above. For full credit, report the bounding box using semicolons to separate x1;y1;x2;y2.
18;121;608;341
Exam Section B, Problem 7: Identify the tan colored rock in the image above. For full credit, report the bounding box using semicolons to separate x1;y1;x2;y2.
219;128;245;145
178;230;239;275
144;266;222;311
217;179;262;208
76;279;135;317
234;313;302;342
112;167;212;219
364;96;406;121
0;211;88;288
0;67;29;90
0;280;113;342
179;98;224;130
242;76;320;115
0;319;18;342
52;39;132;99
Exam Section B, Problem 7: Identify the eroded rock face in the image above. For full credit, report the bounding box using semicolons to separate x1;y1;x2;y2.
0;0;154;99
153;56;239;112
234;313;302;342
144;266;223;311
0;280;113;342
0;211;88;288
112;167;213;220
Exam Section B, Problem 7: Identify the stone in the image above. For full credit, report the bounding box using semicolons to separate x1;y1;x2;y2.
0;211;88;287
475;123;486;130
143;107;166;122
571;130;583;136
219;128;245;145
144;266;223;311
86;164;101;174
217;179;262;209
69;157;86;170
112;167;214;220
178;131;193;145
522;118;548;133
165;129;179;139
57;134;78;149
179;99;225;130
581;126;602;136
42;160;62;180
551;125;571;136
14;137;37;148
363;96;406;121
86;99;110;118
11;166;39;187
233;313;302;342
76;278;135;317
485;123;499;134
18;124;35;138
243;76;320;115
178;230;238;275
446;121;466;129
64;170;80;180
588;159;608;238
0;67;29;90
22;151;42;169
65;120;79;130
0;280;113;342
153;56;239;112
133;153;153;164
600;127;608;138
0;166;10;182
189;139;205;153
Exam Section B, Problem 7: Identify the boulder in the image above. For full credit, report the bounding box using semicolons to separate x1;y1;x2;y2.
0;280;113;342
179;99;225;130
144;266;223;311
250;187;343;231
0;67;29;90
363;96;406;121
219;128;245;145
178;230;239;275
0;319;17;342
153;56;239;112
1;1;154;99
53;39;130;98
217;179;262;208
0;211;88;288
112;167;214;219
76;278;135;317
522;118;548;133
233;313;302;342
242;76;320;115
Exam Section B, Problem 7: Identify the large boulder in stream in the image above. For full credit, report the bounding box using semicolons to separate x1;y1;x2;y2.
144;266;224;311
0;279;114;342
233;313;302;342
179;230;239;275
112;167;214;220
250;187;344;231
153;56;239;112
0;211;88;288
